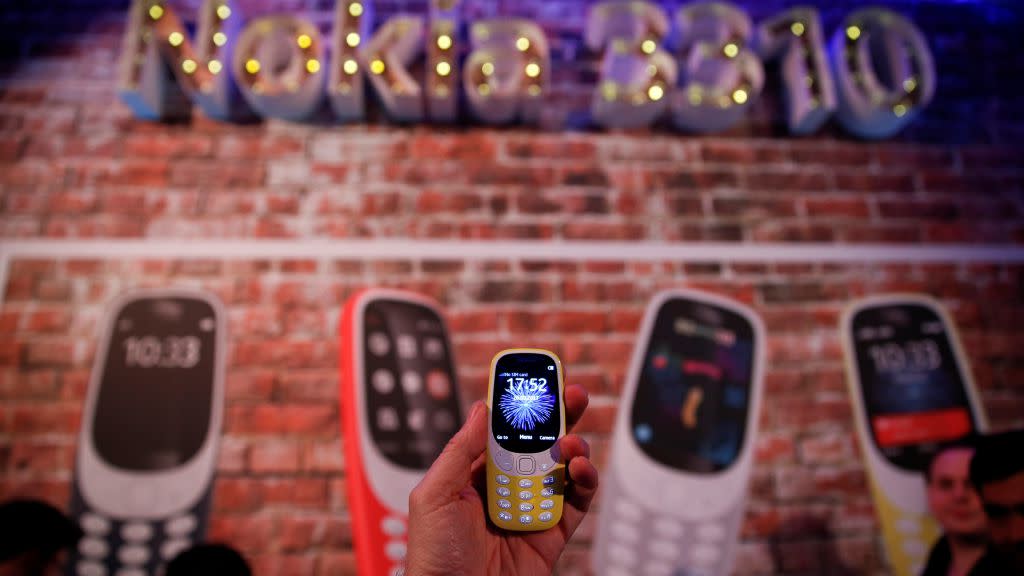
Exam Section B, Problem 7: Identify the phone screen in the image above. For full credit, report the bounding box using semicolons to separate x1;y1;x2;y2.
491;352;561;454
363;299;462;469
629;297;755;474
850;303;977;471
92;297;218;471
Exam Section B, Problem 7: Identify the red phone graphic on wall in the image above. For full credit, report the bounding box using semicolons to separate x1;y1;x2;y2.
339;289;464;576
67;288;226;576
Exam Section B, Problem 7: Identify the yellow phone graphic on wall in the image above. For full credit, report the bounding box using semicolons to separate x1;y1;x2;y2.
841;294;987;576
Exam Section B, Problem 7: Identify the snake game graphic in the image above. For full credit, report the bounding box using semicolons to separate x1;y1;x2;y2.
630;299;755;473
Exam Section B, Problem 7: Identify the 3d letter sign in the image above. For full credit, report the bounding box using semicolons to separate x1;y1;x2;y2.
120;0;935;139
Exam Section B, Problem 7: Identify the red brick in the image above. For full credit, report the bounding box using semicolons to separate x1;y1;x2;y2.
213;478;262;512
47;191;98;213
303;439;345;473
250;439;301;474
0;369;58;399
217;134;305;159
123;133;214;158
226;370;276;402
410;132;497;160
217;437;249;473
448;310;500;333
24;341;74;367
316;552;357;576
0;341;23;367
24;308;71;332
804;197;871;218
755;431;796;465
261;478;328;508
207;515;274;551
278;370;336;402
7;442;73;477
11;404;80;435
834;171;915;193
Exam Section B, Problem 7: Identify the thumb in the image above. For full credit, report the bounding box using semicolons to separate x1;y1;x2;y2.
412;401;489;507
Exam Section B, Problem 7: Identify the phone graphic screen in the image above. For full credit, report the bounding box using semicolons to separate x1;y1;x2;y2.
362;298;462;469
490;352;562;454
629;297;755;473
850;303;977;471
93;297;218;471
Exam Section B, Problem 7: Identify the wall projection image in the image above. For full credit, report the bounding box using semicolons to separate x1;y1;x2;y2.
338;288;465;576
1;256;1021;575
65;288;226;576
840;295;988;576
592;288;765;576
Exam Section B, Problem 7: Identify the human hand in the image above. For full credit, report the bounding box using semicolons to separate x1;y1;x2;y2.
404;384;598;576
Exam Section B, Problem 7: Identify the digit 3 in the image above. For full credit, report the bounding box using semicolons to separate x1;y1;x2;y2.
681;387;704;429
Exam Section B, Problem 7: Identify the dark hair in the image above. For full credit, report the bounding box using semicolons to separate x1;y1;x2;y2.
970;429;1024;489
923;437;978;483
165;543;252;576
0;499;82;563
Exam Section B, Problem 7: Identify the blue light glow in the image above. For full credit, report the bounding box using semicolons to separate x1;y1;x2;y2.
499;379;555;430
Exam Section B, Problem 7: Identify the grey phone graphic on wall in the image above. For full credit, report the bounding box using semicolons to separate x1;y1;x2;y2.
592;289;765;576
67;289;226;576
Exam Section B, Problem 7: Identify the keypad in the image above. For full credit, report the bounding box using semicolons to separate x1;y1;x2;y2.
77;561;107;576
695;523;724;542
496;486;511;497
382;516;406;536
691;545;719;565
494;470;561;526
121;522;153;542
649;540;679;559
517;456;536;475
79;537;108;558
165;514;197;536
160;539;191;561
385;541;407;561
373;369;396;394
600;489;732;576
118;545;150;565
81;513;111;535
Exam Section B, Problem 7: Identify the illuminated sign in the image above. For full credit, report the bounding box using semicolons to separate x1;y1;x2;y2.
120;0;935;139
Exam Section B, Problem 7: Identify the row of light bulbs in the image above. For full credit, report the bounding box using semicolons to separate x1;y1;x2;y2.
143;2;915;117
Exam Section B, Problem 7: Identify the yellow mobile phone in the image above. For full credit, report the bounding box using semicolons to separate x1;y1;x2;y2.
841;295;987;576
486;349;566;531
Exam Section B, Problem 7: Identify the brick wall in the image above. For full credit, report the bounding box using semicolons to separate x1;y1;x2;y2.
2;0;1023;575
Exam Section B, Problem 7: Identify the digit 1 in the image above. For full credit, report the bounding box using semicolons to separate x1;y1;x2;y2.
754;7;836;135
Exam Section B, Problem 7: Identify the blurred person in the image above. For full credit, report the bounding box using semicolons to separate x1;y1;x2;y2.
0;499;82;576
970;429;1024;574
165;543;252;576
920;440;1000;576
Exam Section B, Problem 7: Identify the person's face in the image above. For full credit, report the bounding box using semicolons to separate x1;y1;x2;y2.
980;470;1024;571
926;448;987;537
